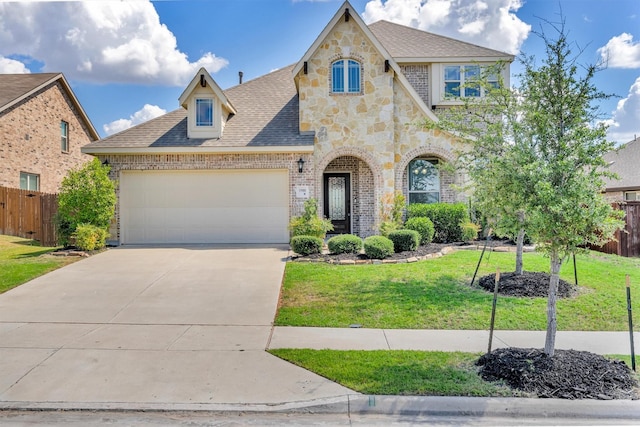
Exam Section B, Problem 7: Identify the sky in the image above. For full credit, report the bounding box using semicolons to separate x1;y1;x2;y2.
0;0;639;145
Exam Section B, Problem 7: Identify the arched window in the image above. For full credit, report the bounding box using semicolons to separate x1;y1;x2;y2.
408;158;440;203
331;59;361;93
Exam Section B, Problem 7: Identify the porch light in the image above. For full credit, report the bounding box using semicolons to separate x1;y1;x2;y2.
297;157;305;173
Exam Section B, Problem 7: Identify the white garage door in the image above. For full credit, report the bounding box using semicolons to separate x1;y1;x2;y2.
120;170;289;244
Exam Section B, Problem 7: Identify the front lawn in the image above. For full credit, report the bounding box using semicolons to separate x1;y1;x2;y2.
276;250;640;331
0;235;76;294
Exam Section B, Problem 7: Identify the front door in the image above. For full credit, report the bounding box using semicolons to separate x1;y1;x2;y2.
323;173;351;234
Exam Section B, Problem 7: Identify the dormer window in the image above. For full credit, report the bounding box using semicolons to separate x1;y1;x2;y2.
196;98;213;127
331;59;361;94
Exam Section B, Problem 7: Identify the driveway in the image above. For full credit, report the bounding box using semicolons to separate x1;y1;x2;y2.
0;246;352;410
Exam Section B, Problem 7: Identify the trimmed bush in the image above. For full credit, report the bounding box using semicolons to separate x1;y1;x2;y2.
289;198;333;239
327;234;363;254
460;221;480;242
404;216;435;245
290;235;323;256
74;223;109;251
407;203;470;243
388;229;420;252
363;235;394;259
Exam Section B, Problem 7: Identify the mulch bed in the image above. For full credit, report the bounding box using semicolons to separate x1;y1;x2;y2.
477;271;577;298
477;348;639;400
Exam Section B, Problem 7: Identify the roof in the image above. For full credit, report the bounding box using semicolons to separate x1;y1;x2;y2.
83;65;314;153
603;136;640;191
0;73;99;141
369;20;514;62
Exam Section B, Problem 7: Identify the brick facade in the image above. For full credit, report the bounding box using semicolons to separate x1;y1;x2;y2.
0;81;93;193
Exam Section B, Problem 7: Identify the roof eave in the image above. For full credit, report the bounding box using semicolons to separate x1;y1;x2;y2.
82;145;315;155
394;56;514;63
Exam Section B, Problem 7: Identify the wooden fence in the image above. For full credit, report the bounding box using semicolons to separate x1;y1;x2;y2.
0;186;58;247
591;202;640;257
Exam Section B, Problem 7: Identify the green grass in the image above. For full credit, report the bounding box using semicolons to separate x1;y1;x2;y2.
0;235;76;294
269;349;640;396
269;349;516;396
276;250;640;331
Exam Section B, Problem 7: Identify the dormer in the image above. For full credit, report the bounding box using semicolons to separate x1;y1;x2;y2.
179;67;237;139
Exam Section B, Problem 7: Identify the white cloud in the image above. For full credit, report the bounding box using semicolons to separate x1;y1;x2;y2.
0;56;31;73
103;104;166;135
0;1;228;85
598;33;640;69
604;76;640;144
362;0;530;55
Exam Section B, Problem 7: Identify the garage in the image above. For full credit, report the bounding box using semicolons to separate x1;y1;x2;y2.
119;169;289;244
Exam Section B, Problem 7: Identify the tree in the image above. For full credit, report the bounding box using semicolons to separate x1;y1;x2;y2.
56;158;116;246
428;21;623;356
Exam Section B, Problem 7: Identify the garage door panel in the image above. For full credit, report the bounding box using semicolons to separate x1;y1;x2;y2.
121;170;289;244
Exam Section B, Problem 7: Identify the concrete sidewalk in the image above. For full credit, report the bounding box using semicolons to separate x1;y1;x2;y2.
269;327;640;355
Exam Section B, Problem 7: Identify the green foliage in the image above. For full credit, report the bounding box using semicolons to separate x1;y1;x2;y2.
289;198;333;239
56;158;116;246
379;192;406;236
404;216;435;245
460;222;480;243
407;203;470;243
363;235;394;259
74;223;109;251
290;235;323;256
327;234;363;254
388;229;420;252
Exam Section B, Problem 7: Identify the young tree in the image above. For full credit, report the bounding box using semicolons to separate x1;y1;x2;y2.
429;21;623;356
56;158;116;246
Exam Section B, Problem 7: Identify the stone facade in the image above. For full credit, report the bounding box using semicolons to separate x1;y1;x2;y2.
0;81;93;193
296;17;466;235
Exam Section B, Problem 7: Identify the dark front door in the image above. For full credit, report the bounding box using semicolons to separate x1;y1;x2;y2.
323;173;351;234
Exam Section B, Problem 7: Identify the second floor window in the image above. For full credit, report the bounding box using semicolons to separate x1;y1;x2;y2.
331;59;361;94
444;65;498;98
61;121;69;152
196;98;213;126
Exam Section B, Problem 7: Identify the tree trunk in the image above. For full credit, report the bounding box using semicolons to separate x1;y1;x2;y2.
544;251;563;357
515;227;525;275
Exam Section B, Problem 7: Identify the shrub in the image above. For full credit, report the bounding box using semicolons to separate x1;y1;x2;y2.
363;235;394;259
388;229;420;252
290;235;323;256
407;203;470;243
460;221;480;242
327;234;363;254
378;191;406;236
404;216;435;245
74;223;109;251
289;198;333;239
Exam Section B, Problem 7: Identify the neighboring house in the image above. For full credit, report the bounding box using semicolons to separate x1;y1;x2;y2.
0;73;98;193
82;1;513;245
603;136;640;202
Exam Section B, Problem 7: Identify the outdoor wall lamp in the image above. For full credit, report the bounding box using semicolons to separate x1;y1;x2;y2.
102;159;110;166
297;157;305;173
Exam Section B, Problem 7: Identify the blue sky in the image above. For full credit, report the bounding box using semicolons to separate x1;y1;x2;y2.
1;0;638;144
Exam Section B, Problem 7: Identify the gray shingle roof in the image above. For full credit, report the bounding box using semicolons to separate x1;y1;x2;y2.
603;137;640;191
0;73;61;112
85;64;313;150
369;20;513;60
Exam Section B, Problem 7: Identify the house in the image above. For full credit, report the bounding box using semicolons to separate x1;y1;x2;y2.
603;136;640;202
0;73;98;193
82;1;513;245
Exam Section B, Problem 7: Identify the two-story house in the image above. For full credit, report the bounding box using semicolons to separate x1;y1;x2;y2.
0;73;98;193
82;1;513;245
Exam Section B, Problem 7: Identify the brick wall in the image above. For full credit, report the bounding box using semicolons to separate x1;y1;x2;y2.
400;64;430;106
0;81;93;193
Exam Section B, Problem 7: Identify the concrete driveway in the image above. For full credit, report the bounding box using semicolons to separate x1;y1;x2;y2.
0;246;352;410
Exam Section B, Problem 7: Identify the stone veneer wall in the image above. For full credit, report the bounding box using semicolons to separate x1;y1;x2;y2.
100;153;313;242
0;82;93;193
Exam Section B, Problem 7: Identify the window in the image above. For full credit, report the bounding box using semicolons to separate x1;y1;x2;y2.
61;121;69;152
408;159;439;204
195;98;213;127
331;59;361;93
20;172;39;191
444;65;498;98
625;191;640;201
